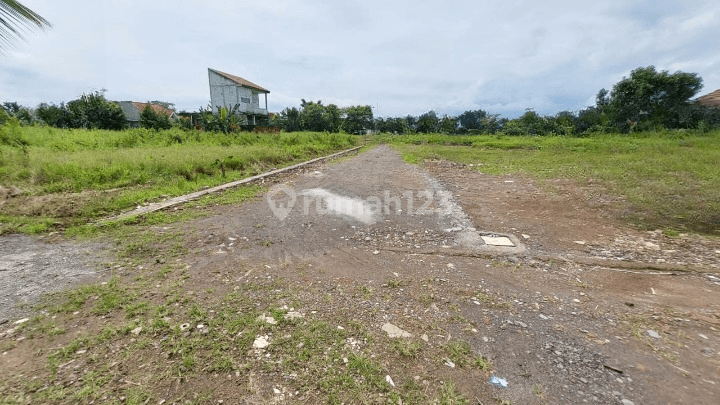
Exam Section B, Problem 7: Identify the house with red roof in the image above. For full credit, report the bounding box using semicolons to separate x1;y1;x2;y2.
118;101;178;128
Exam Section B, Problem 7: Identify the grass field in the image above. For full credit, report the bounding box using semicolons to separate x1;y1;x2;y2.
0;125;359;234
382;130;720;235
2;124;719;236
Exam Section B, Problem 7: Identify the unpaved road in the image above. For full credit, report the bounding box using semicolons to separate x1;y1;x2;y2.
2;145;719;404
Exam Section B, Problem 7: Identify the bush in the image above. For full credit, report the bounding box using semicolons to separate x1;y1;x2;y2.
139;106;173;131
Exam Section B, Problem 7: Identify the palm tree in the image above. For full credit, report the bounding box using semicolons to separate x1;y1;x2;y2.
1;0;51;52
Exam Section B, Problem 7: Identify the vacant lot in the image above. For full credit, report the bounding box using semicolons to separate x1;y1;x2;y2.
0;126;358;234
0;133;719;404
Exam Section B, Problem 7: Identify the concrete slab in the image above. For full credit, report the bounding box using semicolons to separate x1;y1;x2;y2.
481;235;515;247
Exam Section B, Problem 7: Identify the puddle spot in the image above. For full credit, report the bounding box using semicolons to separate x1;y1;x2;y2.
300;188;377;224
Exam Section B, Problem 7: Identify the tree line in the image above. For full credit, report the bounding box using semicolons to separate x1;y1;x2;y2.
3;66;720;136
270;66;720;135
271;100;373;134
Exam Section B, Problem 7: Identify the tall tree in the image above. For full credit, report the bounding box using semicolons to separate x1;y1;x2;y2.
607;66;703;130
1;0;51;52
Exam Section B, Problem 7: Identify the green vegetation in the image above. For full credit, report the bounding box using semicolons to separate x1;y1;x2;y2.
386;130;720;234
272;99;374;134
0;126;357;234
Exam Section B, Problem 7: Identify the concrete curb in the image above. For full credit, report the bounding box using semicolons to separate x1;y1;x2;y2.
97;145;364;224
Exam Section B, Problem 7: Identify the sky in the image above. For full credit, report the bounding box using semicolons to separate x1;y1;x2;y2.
1;0;719;118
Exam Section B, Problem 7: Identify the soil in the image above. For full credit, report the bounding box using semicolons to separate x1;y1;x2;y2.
0;234;106;323
1;145;719;404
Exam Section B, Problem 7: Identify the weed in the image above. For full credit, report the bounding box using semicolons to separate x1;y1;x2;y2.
393;339;422;358
438;381;467;405
475;355;492;370
386;279;402;288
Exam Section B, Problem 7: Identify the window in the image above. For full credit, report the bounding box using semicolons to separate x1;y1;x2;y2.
240;97;251;104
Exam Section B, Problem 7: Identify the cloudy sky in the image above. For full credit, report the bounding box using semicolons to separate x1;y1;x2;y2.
2;0;719;118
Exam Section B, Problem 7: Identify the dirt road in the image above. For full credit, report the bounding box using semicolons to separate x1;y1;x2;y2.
1;145;719;404
183;145;720;403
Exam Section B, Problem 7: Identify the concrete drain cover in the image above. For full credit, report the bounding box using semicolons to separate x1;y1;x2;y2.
481;235;515;247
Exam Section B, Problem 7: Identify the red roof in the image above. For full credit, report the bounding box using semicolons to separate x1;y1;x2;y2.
696;89;720;108
132;102;176;118
209;68;270;93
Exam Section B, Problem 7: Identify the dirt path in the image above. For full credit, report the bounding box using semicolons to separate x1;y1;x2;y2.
177;145;720;403
1;145;719;404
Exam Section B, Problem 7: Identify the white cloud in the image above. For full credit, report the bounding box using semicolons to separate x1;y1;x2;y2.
1;0;718;117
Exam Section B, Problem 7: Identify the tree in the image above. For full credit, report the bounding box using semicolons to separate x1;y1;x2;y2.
1;0;51;52
35;102;73;127
65;91;127;130
341;105;373;134
457;109;489;131
1;101;33;124
274;107;301;132
140;105;172;130
606;66;703;131
416;110;439;133
439;114;457;134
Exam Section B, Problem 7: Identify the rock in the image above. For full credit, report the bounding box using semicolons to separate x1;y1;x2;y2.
701;347;713;355
0;319;8;325
508;256;519;264
516;321;528;328
130;327;142;335
539;314;549;320
445;359;455;368
698;333;708;340
13;318;29;325
257;314;277;325
621;400;635;405
382;323;412;338
646;330;660;339
373;250;380;255
522;234;530;239
574;241;586;245
253;335;270;349
447;263;455;269
283;311;303;320
385;375;395;387
421;334;429;342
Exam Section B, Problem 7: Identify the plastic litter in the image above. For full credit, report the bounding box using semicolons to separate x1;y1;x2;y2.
489;375;508;388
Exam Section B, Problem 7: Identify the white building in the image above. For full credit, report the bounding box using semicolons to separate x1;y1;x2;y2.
208;68;270;124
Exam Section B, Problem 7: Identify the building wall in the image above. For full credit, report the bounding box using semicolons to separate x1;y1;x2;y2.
209;71;258;113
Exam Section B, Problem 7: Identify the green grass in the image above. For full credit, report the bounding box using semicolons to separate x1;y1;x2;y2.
384;130;720;234
0;127;358;234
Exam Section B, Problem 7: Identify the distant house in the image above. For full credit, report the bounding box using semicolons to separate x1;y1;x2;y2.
696;89;720;108
118;101;178;128
208;68;269;125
